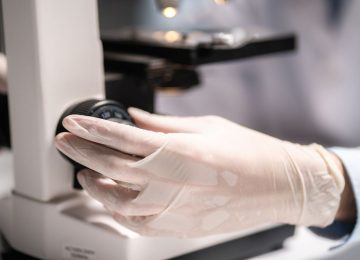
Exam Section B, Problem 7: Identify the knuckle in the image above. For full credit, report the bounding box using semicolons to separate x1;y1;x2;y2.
93;123;111;137
142;132;163;147
107;158;121;171
91;122;119;144
116;132;136;150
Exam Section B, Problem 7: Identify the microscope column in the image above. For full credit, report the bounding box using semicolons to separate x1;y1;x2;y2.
2;0;105;201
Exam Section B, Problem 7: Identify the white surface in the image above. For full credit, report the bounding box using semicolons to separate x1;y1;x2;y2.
0;149;13;257
1;191;273;260
2;0;105;201
0;149;13;198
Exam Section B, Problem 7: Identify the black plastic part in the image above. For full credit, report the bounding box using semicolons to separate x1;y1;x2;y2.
56;99;133;136
104;52;162;80
1;225;295;260
102;34;296;65
309;220;356;240
173;225;295;260
0;94;10;148
104;52;200;89
105;74;155;113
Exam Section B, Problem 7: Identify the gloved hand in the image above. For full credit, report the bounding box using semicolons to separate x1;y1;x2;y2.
55;108;345;238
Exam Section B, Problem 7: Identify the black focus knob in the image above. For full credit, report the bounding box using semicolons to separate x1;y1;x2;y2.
56;99;134;135
56;99;135;189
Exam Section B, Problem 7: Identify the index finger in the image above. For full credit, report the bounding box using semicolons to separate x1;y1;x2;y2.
62;115;167;157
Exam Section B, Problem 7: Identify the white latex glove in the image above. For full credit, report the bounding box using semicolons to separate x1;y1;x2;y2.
55;108;344;238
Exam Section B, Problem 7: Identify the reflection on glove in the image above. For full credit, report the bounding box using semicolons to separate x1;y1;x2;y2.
55;108;344;238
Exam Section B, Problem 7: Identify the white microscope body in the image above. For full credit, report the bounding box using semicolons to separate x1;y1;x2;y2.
0;1;285;259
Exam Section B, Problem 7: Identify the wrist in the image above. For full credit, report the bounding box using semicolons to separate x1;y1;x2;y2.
329;151;357;221
276;143;345;227
287;144;345;227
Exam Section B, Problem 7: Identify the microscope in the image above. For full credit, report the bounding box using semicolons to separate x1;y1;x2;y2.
0;0;296;259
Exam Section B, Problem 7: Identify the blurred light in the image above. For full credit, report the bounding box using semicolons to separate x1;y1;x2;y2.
214;0;227;5
164;31;181;43
162;7;177;18
156;87;184;95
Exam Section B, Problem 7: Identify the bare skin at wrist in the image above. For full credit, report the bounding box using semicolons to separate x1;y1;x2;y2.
330;152;357;221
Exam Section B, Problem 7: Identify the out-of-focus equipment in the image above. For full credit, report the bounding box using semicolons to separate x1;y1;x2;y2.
214;0;230;5
156;0;180;18
103;28;295;113
0;0;296;259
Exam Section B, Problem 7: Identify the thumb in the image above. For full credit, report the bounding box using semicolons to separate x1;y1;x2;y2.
128;107;199;133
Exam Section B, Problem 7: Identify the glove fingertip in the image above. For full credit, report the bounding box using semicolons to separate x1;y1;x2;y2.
128;107;151;119
77;170;88;186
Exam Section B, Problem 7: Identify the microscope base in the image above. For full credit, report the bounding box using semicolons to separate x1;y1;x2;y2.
0;193;294;260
